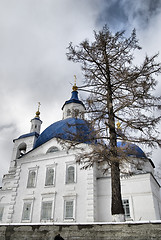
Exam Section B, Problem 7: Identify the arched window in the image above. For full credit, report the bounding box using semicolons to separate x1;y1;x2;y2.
66;165;75;184
46;146;59;154
74;109;79;117
72;109;79;118
67;109;71;116
45;168;55;186
27;170;36;188
16;142;27;158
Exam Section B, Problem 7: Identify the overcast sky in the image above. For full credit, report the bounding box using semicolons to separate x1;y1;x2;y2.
0;0;161;183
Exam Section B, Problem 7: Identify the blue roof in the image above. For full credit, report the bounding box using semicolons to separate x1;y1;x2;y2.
62;91;85;110
31;117;42;123
117;141;146;158
14;132;39;142
34;117;94;149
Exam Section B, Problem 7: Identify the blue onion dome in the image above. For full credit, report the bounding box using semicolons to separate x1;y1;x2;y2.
62;88;85;110
34;117;94;149
117;141;146;158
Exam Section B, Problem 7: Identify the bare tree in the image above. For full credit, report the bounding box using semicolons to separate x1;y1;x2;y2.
64;26;161;221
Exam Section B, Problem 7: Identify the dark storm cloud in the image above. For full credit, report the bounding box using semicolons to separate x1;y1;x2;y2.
96;0;128;30
125;0;161;27
97;0;161;31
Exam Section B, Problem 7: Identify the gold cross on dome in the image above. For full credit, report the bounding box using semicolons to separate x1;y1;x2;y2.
38;102;41;111
72;75;78;91
74;75;77;84
35;102;41;118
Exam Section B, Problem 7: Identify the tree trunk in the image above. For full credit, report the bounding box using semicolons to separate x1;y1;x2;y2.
106;58;125;220
111;161;124;216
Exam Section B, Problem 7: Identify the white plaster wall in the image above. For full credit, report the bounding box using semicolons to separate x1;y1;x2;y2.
12;139;90;223
30;118;42;134
149;174;161;219
62;102;85;119
0;191;12;223
11;136;37;161
96;177;112;222
121;174;159;220
97;173;160;222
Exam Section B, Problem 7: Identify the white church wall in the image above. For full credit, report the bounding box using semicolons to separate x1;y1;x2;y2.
0;191;11;223
149;174;161;219
121;174;159;221
2;172;16;191
11;136;37;161
62;102;85;120
24;138;63;158
152;196;161;220
12;140;93;223
96;173;160;222
96;177;112;222
132;194;155;220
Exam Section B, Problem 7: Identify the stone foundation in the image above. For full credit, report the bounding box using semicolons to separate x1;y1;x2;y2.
0;222;161;240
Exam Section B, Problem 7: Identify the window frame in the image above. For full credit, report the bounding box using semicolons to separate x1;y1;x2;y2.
122;199;131;219
45;164;56;187
67;109;71;116
21;200;34;223
27;167;38;188
46;146;59;154
40;200;53;221
63;195;76;221
40;193;56;222
65;163;76;184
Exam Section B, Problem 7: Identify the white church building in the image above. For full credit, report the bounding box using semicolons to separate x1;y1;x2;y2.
0;84;161;223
